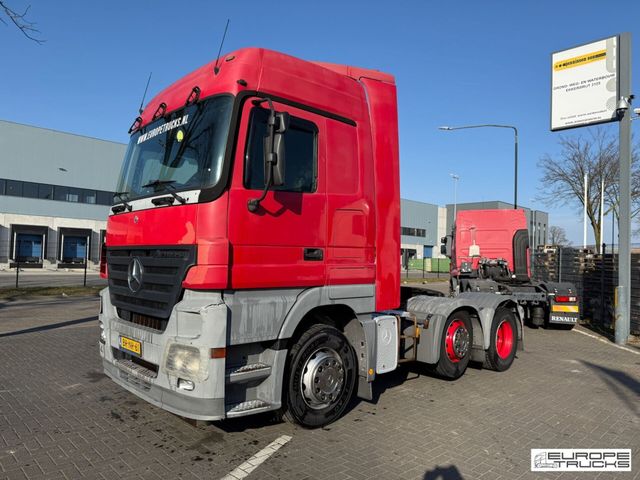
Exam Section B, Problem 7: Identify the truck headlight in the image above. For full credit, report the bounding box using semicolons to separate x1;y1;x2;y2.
163;344;209;382
99;322;106;344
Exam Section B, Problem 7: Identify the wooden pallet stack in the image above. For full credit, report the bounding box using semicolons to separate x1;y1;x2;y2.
534;249;640;335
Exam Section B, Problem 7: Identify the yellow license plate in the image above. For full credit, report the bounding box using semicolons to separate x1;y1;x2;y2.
120;336;142;356
552;305;579;313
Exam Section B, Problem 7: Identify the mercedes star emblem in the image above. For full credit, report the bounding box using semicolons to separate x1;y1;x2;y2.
127;257;144;293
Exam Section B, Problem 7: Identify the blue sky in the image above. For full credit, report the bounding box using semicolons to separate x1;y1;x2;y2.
1;1;639;244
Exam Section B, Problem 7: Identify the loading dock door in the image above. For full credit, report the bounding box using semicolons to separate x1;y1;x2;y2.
16;233;43;263
57;228;92;267
62;236;88;263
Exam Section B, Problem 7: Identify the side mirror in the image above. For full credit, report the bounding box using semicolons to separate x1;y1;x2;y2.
263;112;288;187
276;111;290;133
271;134;285;186
441;234;452;257
248;100;289;212
271;112;289;186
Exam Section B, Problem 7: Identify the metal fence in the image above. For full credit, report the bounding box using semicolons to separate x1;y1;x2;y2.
533;247;640;335
402;257;450;281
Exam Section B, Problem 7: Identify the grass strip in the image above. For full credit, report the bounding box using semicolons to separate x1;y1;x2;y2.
0;286;103;300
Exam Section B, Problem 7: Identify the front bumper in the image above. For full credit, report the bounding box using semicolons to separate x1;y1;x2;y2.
98;288;228;421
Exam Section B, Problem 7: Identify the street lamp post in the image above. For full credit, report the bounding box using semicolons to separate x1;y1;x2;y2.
450;173;460;221
439;124;519;209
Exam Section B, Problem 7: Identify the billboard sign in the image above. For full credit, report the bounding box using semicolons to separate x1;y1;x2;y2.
551;36;619;131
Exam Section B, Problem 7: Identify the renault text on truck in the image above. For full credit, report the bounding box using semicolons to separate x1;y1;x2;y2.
99;48;527;427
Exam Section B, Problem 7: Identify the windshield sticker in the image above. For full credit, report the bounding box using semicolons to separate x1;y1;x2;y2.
137;114;189;144
176;129;185;142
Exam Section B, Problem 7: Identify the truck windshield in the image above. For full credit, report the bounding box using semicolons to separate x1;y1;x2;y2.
115;95;233;203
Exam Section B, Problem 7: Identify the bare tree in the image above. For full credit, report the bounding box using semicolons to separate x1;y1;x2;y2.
0;1;44;44
538;128;639;253
548;226;571;246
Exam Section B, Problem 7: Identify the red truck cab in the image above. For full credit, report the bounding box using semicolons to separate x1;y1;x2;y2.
448;209;530;285
105;48;399;309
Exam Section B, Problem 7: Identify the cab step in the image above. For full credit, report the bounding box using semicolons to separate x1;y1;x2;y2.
226;363;272;384
226;399;272;417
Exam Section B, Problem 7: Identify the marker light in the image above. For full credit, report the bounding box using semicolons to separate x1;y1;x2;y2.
555;296;577;303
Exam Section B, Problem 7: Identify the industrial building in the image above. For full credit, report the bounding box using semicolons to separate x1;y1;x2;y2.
445;201;549;250
0;120;125;270
400;198;445;260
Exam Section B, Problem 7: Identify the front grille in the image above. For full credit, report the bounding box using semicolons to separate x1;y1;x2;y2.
107;246;196;326
117;309;165;332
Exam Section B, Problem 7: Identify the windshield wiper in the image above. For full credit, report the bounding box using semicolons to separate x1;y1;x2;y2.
143;179;186;204
142;179;176;189
112;191;132;213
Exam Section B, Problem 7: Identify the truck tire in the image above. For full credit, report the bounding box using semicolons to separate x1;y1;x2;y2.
435;311;473;379
484;307;517;371
284;324;356;428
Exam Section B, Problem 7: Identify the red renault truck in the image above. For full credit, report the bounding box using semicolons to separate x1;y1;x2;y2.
442;209;579;328
99;48;527;428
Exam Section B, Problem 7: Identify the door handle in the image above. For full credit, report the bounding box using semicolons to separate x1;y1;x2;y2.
303;248;324;261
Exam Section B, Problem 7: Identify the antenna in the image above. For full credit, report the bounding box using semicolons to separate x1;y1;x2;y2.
213;19;230;75
138;72;152;115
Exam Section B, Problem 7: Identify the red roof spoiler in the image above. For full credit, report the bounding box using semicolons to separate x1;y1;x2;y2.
312;62;395;84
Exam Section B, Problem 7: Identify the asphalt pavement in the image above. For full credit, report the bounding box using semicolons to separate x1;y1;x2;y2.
0;295;638;479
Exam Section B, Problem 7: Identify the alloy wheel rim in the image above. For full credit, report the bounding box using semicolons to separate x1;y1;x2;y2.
300;347;345;410
445;319;469;362
495;319;514;359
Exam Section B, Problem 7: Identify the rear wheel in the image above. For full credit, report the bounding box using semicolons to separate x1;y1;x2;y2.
484;307;517;371
284;324;356;428
435;311;473;379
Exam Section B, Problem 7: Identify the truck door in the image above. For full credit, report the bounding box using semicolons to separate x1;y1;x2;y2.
228;97;326;289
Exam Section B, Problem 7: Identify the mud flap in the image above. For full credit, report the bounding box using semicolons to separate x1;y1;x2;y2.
516;304;525;351
357;376;373;401
344;315;377;401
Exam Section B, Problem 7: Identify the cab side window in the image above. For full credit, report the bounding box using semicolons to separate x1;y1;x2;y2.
244;107;317;192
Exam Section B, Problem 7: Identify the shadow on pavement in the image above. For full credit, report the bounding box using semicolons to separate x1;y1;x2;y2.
208;365;423;433
211;411;286;433
580;360;639;416
424;465;465;479
0;315;97;338
371;364;421;400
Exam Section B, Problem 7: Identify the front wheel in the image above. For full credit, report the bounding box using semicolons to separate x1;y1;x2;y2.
484;307;518;371
435;311;473;379
284;324;357;428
